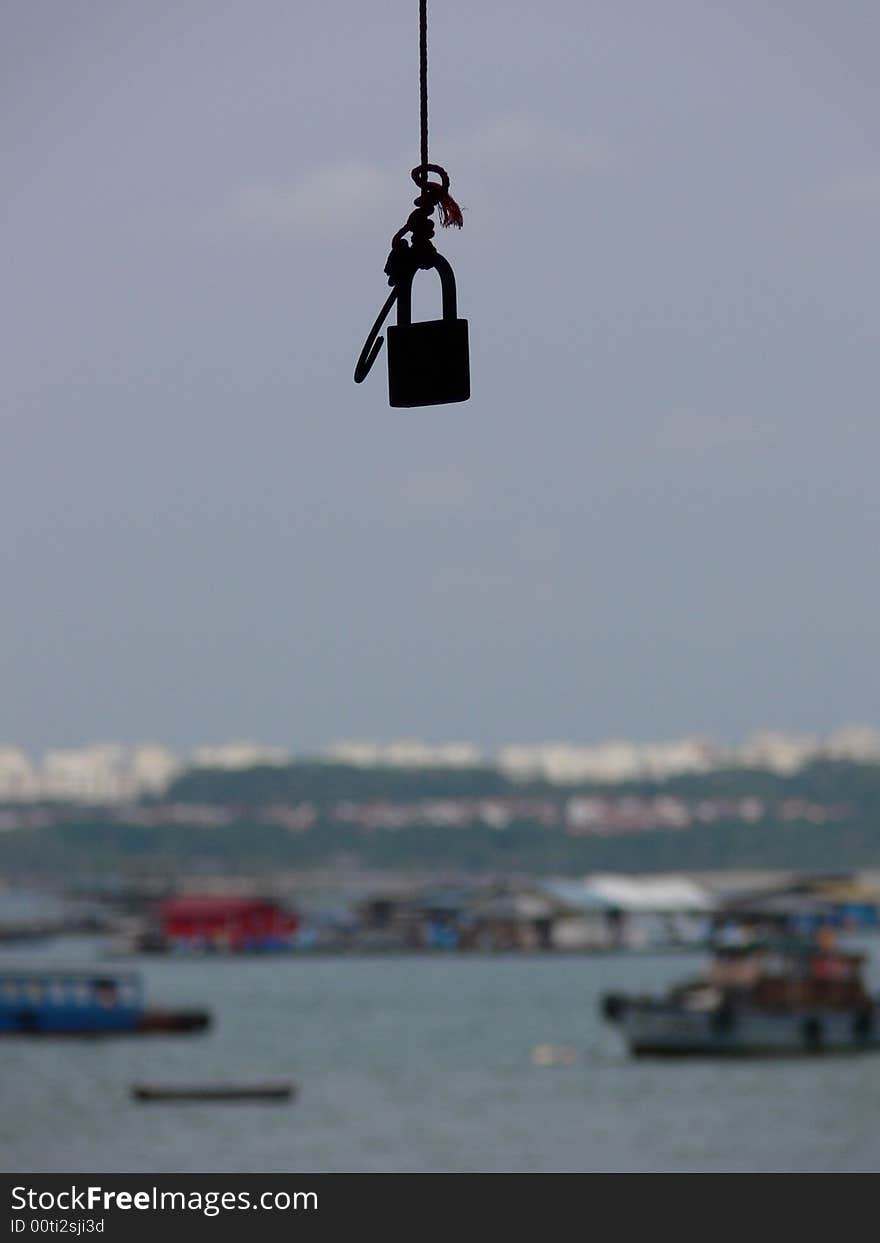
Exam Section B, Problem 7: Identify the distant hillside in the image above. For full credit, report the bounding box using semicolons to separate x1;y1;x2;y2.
1;759;879;881
0;815;878;880
164;760;515;803
161;757;880;806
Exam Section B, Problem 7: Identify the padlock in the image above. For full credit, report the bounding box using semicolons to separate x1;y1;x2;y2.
386;255;470;408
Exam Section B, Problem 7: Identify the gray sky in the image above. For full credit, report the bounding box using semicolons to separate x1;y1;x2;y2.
2;1;879;752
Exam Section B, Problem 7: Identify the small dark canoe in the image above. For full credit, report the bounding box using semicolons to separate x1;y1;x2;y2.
131;1082;295;1103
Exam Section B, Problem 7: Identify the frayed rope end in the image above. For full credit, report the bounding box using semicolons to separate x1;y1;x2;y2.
437;190;464;228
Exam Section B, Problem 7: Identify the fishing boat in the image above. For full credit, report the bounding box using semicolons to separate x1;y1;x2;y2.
601;938;880;1057
0;969;210;1036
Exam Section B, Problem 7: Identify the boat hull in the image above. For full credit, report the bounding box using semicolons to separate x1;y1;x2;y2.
0;1010;210;1037
618;1002;880;1058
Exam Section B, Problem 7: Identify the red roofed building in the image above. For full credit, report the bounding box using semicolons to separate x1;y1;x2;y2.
160;897;298;952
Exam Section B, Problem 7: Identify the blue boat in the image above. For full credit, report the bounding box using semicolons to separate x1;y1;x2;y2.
0;970;210;1036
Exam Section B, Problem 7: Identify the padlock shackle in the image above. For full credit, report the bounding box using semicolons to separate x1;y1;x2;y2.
395;254;458;329
354;253;459;386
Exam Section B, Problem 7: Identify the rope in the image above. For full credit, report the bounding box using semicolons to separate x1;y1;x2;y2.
414;0;461;228
352;0;464;384
419;0;428;187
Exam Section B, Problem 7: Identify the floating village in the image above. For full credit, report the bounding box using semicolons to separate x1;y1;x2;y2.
3;869;880;956
3;870;880;1061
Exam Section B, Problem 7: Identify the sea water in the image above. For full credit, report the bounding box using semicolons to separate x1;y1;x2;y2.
2;937;880;1173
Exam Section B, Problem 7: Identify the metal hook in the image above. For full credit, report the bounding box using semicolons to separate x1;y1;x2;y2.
353;287;400;384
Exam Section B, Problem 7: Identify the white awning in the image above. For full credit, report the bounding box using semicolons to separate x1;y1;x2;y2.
541;874;715;913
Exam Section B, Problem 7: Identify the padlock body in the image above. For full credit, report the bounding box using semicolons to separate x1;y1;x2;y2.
387;318;470;408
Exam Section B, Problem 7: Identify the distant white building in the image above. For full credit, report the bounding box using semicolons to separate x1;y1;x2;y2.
127;744;183;794
735;731;821;776
497;737;718;784
42;744;130;803
498;741;643;783
0;742;181;804
639;738;719;780
39;743;183;803
328;738;483;768
825;724;880;763
0;747;40;802
189;742;290;771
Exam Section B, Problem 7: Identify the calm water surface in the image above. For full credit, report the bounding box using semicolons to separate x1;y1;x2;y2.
3;937;880;1173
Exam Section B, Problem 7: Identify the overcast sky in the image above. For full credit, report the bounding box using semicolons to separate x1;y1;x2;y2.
2;1;879;752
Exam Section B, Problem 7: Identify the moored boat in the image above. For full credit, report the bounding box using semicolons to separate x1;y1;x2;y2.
602;939;880;1057
0;970;210;1036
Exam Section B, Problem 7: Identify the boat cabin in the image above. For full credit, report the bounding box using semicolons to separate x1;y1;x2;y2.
0;970;143;1033
702;944;869;1011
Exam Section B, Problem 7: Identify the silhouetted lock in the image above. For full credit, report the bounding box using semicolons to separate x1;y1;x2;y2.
387;255;470;407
